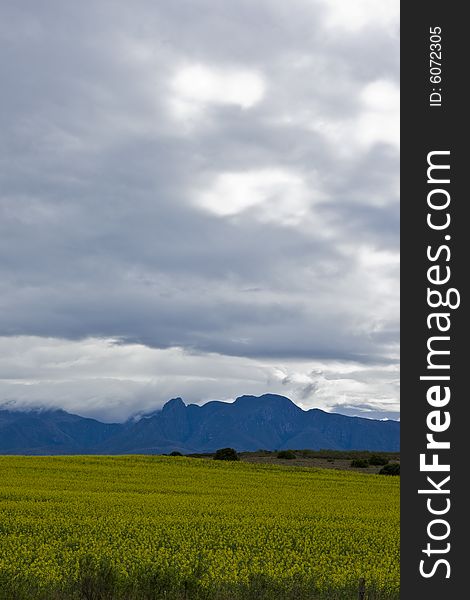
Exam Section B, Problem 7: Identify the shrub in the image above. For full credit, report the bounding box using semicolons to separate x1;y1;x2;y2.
369;455;389;466
379;463;400;476
350;459;369;468
169;451;183;456
277;450;296;460
213;448;239;461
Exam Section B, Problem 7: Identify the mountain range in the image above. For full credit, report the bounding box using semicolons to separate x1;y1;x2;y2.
0;394;399;455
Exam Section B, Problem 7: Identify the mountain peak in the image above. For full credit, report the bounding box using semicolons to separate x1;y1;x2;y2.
0;394;400;454
162;397;186;412
234;394;298;409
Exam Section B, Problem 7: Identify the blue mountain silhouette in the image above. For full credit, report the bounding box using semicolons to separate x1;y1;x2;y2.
0;394;399;454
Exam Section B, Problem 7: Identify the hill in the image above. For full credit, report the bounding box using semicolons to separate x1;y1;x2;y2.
0;394;399;454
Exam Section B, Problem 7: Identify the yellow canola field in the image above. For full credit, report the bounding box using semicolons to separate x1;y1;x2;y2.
0;455;399;599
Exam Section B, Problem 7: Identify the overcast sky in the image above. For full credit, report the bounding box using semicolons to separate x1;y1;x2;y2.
0;0;399;422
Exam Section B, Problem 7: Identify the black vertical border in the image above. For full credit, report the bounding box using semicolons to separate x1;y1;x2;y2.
401;2;466;597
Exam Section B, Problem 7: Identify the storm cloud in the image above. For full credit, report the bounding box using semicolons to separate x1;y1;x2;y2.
0;0;399;421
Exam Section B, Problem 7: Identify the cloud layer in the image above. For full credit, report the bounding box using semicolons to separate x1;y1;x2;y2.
0;0;399;421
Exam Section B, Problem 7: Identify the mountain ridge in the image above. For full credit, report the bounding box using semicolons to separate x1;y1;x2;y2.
0;394;399;455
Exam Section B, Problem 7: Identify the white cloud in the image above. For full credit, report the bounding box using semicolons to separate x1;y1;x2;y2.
356;245;399;270
0;336;399;422
170;63;265;120
195;168;314;225
357;79;400;149
321;0;399;33
307;79;399;158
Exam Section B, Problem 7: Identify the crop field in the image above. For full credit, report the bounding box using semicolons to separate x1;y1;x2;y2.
0;456;399;600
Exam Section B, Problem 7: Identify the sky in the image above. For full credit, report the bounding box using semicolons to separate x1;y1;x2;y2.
0;0;399;423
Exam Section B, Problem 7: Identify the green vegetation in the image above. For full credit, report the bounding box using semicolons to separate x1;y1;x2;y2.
379;463;400;476
296;449;399;461
213;447;239;461
276;450;296;460
191;450;399;461
188;448;400;470
368;455;389;467
0;455;399;599
350;459;369;468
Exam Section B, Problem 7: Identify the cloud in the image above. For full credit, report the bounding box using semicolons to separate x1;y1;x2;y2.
195;168;312;224
170;63;265;120
0;336;399;422
320;0;399;33
0;0;399;419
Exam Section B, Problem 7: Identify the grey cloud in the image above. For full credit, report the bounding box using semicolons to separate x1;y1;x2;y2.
0;1;399;416
0;336;399;422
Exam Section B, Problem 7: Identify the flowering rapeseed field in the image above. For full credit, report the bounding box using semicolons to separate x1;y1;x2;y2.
0;455;399;599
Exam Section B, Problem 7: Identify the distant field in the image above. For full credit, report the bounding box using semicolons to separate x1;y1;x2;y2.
193;449;400;474
0;456;399;600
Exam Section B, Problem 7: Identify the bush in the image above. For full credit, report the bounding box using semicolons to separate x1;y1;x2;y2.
369;455;389;466
350;459;369;468
213;448;239;461
379;463;400;476
169;451;183;456
277;450;297;460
